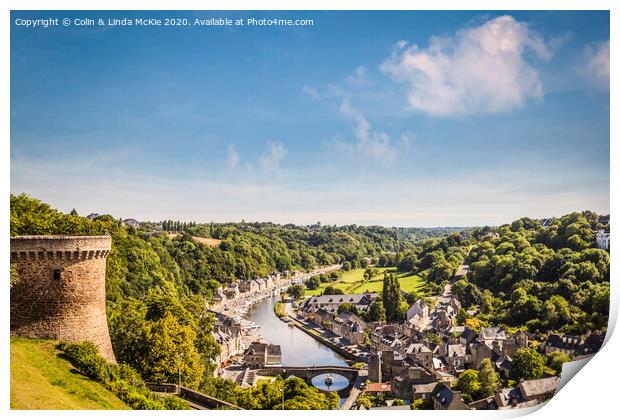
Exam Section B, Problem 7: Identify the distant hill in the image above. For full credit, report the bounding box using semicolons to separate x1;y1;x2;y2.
10;338;129;410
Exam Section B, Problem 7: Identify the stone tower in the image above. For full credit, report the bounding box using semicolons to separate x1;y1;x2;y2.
10;235;116;363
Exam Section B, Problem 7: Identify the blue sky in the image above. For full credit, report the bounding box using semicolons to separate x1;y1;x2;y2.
11;11;609;226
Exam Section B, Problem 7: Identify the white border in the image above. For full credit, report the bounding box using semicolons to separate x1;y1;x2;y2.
2;2;616;420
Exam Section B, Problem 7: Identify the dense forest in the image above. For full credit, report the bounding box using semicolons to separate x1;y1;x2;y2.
452;213;610;335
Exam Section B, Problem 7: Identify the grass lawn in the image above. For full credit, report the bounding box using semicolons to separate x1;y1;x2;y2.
398;273;426;293
351;272;426;294
351;280;383;293
305;267;393;296
10;337;130;410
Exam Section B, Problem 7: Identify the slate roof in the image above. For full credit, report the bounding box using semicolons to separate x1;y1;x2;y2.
447;343;466;358
460;327;477;342
307;293;375;305
433;384;456;408
519;377;559;399
406;343;432;354
481;327;507;342
546;333;582;350
577;333;605;355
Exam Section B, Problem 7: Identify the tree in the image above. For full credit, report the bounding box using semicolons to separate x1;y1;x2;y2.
456;369;480;399
382;273;402;322
337;303;359;316
478;358;500;397
139;313;206;389
543;295;573;330
287;284;305;300
323;286;343;295
366;301;386;322
306;276;320;290
547;351;571;373
511;348;545;380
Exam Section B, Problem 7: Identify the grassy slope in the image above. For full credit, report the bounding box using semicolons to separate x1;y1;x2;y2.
10;337;130;410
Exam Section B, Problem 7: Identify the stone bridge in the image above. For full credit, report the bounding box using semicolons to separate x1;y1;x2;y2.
258;365;360;388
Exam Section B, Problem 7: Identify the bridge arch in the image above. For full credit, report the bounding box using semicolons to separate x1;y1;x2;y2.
258;365;359;392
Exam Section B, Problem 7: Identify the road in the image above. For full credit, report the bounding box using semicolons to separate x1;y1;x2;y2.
340;368;367;410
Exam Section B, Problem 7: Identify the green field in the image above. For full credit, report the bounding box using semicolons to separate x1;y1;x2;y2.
305;267;424;296
10;337;130;410
304;267;392;296
350;273;425;294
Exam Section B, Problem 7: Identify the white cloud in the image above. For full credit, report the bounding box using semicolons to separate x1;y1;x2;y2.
345;66;369;85
582;40;610;90
227;144;240;169
259;140;287;171
335;98;405;162
301;85;320;99
380;15;553;116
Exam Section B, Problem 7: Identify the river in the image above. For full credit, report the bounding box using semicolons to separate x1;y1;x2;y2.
245;296;349;367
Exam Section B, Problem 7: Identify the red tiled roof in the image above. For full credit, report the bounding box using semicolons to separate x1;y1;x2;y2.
366;383;391;392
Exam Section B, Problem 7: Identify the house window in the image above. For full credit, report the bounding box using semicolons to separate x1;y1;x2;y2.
53;269;61;281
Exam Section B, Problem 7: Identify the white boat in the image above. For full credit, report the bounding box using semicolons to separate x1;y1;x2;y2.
324;374;333;387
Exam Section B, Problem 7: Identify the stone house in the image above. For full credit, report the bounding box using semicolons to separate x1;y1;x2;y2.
225;283;240;299
213;327;243;369
391;364;437;400
368;350;408;383
303;293;376;314
459;327;477;347
444;343;471;373
489;377;560;409
470;340;493;369
255;278;266;291
122;218;140;227
411;381;439;403
596;229;610;250
406;299;429;323
243;342;282;369
575;332;605;358
544;333;582;356
333;311;366;344
432;383;469;410
239;279;260;294
405;343;434;370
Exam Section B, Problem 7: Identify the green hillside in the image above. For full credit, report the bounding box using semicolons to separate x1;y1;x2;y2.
10;337;130;410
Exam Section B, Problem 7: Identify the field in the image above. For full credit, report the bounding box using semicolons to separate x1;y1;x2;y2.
304;267;391;296
10;337;130;410
305;267;425;296
168;233;222;247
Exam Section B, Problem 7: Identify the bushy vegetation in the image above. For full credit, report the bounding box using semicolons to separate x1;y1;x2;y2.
58;341;189;410
452;212;609;335
201;376;339;409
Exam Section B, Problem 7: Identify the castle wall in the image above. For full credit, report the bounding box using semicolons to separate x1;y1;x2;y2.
10;235;116;363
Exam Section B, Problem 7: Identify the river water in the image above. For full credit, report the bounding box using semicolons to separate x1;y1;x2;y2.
245;296;349;367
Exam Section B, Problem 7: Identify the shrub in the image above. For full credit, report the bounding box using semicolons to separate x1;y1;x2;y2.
58;341;189;410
